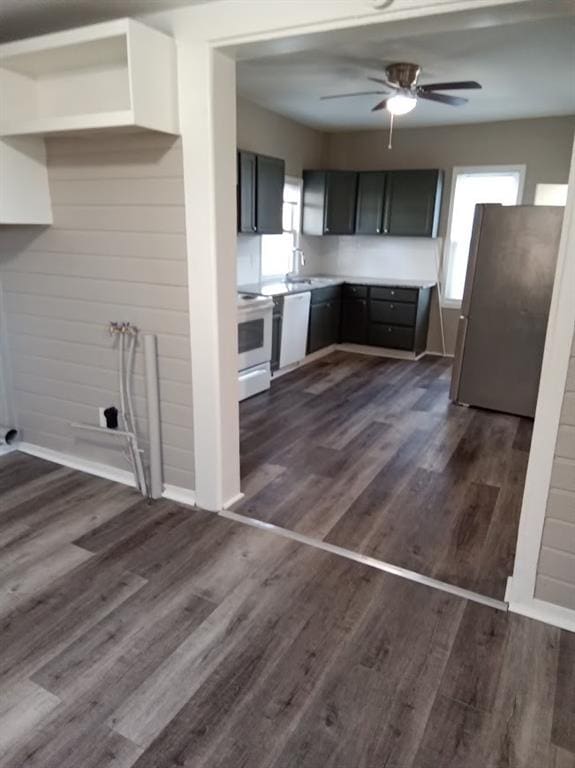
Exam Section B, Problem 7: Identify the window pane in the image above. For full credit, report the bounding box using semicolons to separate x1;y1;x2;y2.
261;178;301;279
445;171;521;302
261;232;294;277
534;183;568;206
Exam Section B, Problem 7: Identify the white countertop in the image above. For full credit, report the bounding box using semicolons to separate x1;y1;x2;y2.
239;275;437;297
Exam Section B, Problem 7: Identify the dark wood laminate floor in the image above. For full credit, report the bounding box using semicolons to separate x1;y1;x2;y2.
0;453;573;768
236;351;533;601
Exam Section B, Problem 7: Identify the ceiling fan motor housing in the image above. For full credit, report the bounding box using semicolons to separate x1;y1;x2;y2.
386;62;421;88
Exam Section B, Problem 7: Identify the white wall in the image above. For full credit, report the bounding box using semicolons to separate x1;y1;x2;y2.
535;323;575;610
0;133;195;489
237;97;325;177
0;277;14;437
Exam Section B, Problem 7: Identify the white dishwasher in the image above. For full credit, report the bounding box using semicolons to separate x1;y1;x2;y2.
279;291;311;369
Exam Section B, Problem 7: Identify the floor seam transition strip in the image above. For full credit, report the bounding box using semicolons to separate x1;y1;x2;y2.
220;509;509;612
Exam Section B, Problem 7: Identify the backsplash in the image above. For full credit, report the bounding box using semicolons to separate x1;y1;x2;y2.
237;234;261;285
312;236;442;283
237;233;327;286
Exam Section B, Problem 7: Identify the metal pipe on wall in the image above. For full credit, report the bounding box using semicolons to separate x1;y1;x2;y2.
143;333;163;499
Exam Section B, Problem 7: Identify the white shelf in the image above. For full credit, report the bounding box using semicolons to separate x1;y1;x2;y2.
0;137;52;225
0;19;179;137
0;18;179;225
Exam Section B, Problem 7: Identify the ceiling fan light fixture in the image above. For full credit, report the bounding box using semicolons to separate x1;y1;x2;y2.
386;93;417;115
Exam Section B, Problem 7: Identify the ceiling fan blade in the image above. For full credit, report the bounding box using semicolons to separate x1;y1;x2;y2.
417;91;468;106
367;76;398;89
320;90;388;101
371;99;389;112
418;80;482;92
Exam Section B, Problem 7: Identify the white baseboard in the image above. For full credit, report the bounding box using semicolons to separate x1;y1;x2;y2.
17;442;198;511
508;597;575;633
0;444;16;457
163;483;197;508
272;344;452;380
223;491;244;510
18;442;137;488
272;345;337;379
338;342;420;360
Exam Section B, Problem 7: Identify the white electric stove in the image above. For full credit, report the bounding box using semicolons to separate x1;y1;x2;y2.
237;293;273;401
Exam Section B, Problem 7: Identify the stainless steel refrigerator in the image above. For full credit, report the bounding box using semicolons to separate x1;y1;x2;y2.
450;204;563;418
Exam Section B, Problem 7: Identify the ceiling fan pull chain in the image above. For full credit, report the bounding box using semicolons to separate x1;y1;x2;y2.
388;112;394;150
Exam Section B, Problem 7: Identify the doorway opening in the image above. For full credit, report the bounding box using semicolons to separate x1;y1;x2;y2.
221;6;575;609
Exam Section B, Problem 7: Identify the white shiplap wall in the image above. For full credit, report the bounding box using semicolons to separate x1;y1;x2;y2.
0;133;195;490
535;328;575;609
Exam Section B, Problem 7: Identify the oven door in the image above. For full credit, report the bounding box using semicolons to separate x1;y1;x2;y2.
238;309;272;371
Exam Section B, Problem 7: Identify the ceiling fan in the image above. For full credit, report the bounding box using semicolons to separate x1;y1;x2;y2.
321;61;482;115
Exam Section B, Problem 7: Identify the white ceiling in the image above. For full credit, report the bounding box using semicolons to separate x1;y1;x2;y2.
237;16;575;131
0;0;215;43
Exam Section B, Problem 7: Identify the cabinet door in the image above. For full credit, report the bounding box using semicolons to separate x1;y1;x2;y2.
237;151;257;233
340;298;368;344
307;300;341;353
355;172;386;235
256;154;285;234
324;171;358;235
302;171;325;236
383;170;442;237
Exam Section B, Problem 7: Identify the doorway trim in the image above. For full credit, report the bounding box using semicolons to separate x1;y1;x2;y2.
506;138;575;633
163;0;575;628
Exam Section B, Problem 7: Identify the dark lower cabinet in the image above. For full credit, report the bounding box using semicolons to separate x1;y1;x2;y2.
341;296;369;345
338;283;431;354
369;286;431;354
368;323;414;350
307;285;342;354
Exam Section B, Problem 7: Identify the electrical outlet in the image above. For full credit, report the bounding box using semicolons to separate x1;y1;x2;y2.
99;407;107;428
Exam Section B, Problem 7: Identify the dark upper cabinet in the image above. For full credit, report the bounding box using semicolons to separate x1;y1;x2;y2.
256;154;285;234
238;151;257;233
302;171;358;236
355;172;387;235
383;170;443;237
237;150;285;234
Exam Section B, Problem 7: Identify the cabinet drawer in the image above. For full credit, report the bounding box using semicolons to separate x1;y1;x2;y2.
369;323;414;350
370;286;419;304
370;299;416;327
310;285;341;305
343;284;368;299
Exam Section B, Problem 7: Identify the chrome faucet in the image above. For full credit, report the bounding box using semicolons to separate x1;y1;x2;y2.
286;247;305;282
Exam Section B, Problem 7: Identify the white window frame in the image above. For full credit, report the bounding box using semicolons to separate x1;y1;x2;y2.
441;164;526;308
260;175;303;280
